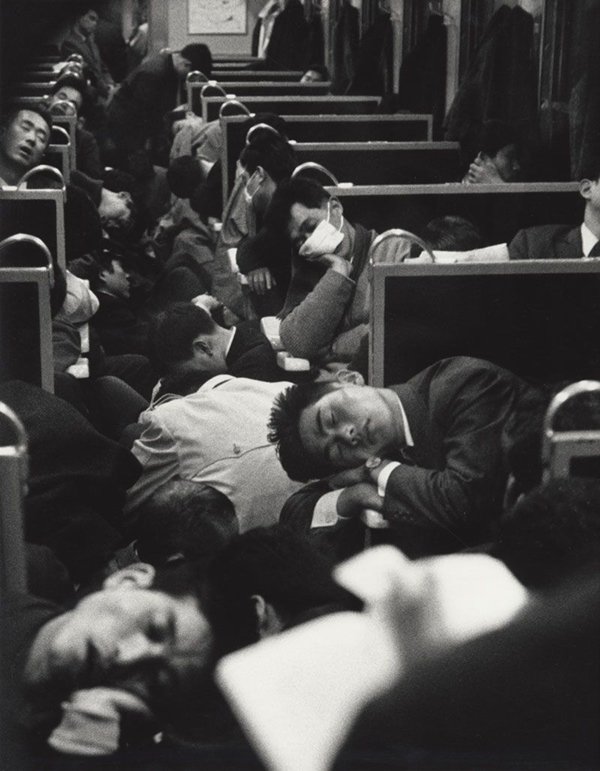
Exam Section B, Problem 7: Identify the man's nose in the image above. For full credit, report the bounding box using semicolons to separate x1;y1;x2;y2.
335;422;358;446
115;633;165;665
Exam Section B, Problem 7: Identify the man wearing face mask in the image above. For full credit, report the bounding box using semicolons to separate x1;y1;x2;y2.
212;132;296;318
266;177;376;363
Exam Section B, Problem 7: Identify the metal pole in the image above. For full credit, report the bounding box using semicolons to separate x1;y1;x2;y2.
0;403;28;597
390;0;404;94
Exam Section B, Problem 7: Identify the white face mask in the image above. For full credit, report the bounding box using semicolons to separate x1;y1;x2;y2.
298;203;344;258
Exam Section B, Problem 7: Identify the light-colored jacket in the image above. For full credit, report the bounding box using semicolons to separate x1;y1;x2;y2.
124;375;302;531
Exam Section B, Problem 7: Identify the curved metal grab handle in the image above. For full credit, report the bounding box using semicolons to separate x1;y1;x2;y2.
50;125;71;144
187;70;210;84
0;233;55;286
292;162;340;186
542;380;600;452
201;82;228;98
17;164;65;191
219;99;252;118
0;402;28;452
245;122;281;145
369;228;436;263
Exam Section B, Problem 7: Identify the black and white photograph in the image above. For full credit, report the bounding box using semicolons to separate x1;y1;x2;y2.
1;0;599;769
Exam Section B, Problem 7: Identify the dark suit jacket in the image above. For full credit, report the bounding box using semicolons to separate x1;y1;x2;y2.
61;30;113;97
508;224;583;261
93;291;150;356
281;357;530;558
227;322;282;382
265;0;309;70
0;381;140;582
107;51;179;156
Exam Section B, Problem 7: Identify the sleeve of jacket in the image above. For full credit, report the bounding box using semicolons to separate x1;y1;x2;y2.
230;346;282;382
124;409;181;520
279;270;356;358
280;480;332;534
508;228;532;260
383;361;517;537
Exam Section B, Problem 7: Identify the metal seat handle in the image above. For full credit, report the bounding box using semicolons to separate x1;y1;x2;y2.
292;162;340;186
17;164;65;192
369;228;436;263
0;233;55;287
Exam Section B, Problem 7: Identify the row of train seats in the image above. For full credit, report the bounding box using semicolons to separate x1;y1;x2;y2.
1;50;591;401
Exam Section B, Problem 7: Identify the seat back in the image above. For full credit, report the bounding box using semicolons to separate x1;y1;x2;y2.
369;259;600;387
0;234;54;392
0;402;28;598
542;381;600;481
201;94;381;122
0;179;66;270
328;182;583;246
221;114;433;204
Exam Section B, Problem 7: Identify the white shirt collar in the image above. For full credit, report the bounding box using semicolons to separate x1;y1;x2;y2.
393;393;414;448
225;326;236;359
581;223;599;257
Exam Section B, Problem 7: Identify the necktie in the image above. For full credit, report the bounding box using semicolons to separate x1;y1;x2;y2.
589;241;600;258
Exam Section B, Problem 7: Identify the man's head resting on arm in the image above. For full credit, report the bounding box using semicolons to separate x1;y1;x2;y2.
265;176;353;262
268;372;404;482
24;560;214;736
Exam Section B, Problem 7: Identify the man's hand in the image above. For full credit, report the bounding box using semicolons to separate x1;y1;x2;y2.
247;267;276;295
337;482;383;519
463;153;504;185
329;458;396;490
306;253;352;277
192;293;221;312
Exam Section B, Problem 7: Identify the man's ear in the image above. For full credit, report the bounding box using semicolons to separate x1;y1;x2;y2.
336;368;365;386
580;178;593;200
103;562;156;590
329;196;344;218
251;594;283;638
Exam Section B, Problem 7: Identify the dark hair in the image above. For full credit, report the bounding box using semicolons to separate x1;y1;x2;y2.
424;216;482;251
179;44;213;77
0;103;52;135
149;302;217;373
74;6;99;20
265;177;330;237
135;480;237;566
167;155;205;198
580;157;600;183
50;72;86;98
203;525;360;655
70;248;123;291
239;134;296;184
492;478;600;590
268;380;341;481
479;120;518;157
247;112;288;138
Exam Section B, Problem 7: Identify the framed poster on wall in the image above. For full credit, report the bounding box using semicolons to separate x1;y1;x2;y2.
188;0;247;34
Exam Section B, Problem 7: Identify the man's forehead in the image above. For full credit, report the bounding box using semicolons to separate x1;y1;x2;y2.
288;201;326;232
17;110;49;133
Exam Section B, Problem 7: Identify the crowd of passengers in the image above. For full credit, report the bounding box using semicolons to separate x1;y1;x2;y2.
0;7;599;769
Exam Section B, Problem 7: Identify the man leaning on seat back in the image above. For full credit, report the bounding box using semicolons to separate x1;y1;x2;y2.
269;357;537;559
509;158;600;260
